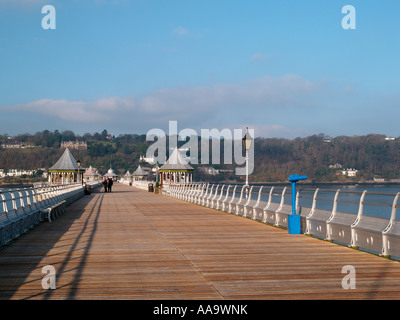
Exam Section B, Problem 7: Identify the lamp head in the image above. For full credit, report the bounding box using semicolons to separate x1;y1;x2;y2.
242;127;253;151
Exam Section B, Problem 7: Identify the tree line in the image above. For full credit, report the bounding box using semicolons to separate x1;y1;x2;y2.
1;131;399;182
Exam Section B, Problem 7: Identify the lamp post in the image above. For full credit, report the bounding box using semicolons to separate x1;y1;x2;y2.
242;127;253;198
77;159;82;185
155;163;159;183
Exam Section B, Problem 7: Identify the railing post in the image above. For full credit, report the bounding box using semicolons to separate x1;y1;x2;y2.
326;189;341;241
350;190;367;248
305;188;319;235
251;186;263;220
228;185;238;213
209;185;219;207
215;185;225;209
382;192;400;257
235;186;245;215
262;186;275;223
243;186;254;217
221;185;231;211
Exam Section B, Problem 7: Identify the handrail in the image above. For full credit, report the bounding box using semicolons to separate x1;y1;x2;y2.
158;181;400;259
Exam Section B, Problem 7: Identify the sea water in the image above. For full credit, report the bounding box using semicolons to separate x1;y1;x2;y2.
221;183;400;220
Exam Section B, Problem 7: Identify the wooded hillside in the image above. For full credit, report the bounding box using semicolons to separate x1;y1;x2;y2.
1;131;399;183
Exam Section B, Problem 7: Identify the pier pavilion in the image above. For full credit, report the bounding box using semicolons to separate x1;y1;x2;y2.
83;165;100;183
123;170;132;179
103;166;118;181
48;147;84;185
159;147;194;185
132;165;148;181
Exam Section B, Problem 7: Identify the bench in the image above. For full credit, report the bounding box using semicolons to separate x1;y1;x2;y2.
382;192;400;258
351;214;389;254
253;187;274;222
218;185;232;211
236;186;253;216
221;185;235;212
187;184;200;203
193;184;206;205
12;190;38;233
237;186;252;217
34;188;67;223
204;185;216;207
208;185;221;208
182;184;192;201
0;193;16;245
263;187;286;226
226;186;239;214
198;184;209;206
263;202;281;225
22;189;42;226
244;186;264;219
326;189;358;245
171;184;179;198
348;191;392;254
305;189;332;239
172;184;181;199
232;187;246;215
275;203;292;228
0;192;23;240
213;185;226;210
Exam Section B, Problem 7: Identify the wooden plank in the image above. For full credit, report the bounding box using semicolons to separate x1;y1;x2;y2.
0;183;399;300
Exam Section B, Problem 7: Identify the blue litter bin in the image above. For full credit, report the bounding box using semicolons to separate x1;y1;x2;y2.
288;174;307;235
288;215;301;234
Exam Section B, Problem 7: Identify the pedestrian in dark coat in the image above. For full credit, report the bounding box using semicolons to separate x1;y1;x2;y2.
103;178;108;192
107;178;113;192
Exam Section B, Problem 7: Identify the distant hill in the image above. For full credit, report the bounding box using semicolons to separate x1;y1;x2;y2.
1;131;399;183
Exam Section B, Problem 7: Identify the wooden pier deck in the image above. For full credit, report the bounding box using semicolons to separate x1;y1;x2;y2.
1;183;400;300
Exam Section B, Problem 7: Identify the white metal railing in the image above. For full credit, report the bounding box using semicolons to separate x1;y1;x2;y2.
157;182;400;260
0;182;100;245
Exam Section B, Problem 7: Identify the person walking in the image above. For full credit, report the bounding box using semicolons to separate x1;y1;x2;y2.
103;178;108;192
107;178;113;192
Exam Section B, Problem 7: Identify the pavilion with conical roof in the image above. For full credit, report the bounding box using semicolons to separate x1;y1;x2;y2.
48;147;84;185
84;165;100;182
132;165;148;181
103;166;118;181
123;170;132;178
159;148;194;185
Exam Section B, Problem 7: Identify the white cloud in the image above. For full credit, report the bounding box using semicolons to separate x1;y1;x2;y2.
250;53;269;62
173;26;189;36
1;74;337;137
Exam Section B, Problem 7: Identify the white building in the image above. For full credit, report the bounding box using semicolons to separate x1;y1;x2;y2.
140;155;156;164
341;168;358;177
7;169;35;177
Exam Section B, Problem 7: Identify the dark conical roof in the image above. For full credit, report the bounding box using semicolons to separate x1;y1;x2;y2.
159;148;194;171
133;165;148;176
50;148;82;171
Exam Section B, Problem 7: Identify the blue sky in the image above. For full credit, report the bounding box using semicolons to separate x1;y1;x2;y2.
0;0;399;138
